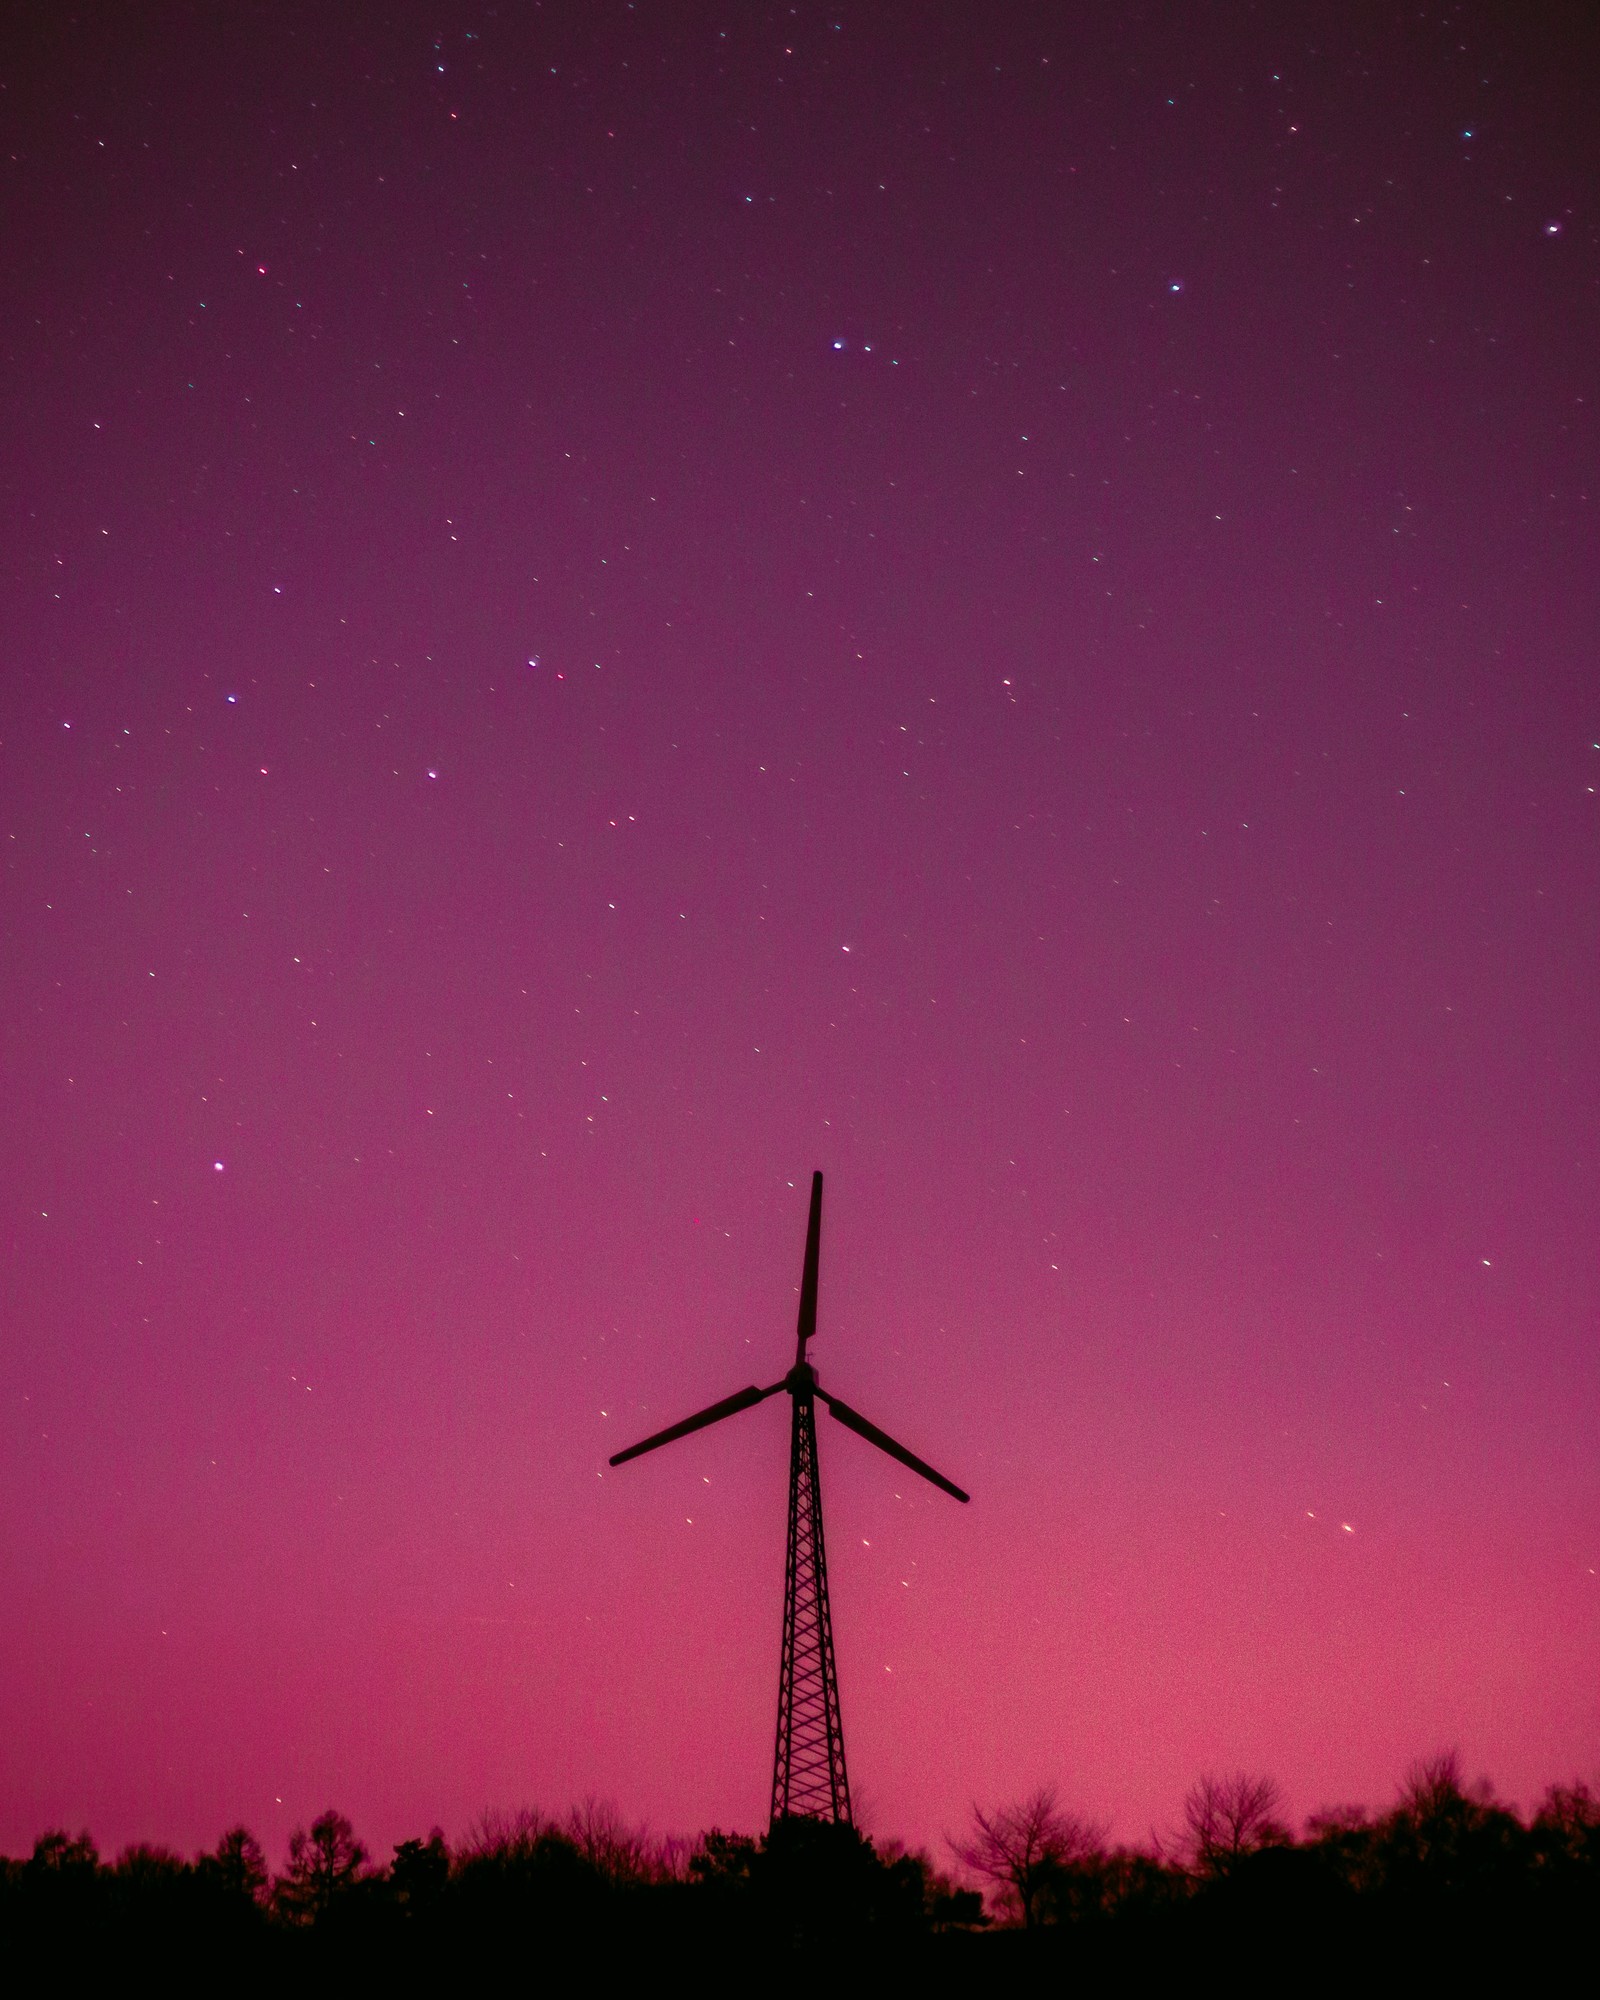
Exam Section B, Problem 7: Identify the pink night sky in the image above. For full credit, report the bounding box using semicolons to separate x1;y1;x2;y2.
3;4;1597;1864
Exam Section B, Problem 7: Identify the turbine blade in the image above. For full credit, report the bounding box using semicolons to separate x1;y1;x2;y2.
816;1389;970;1503
795;1170;823;1360
607;1382;781;1468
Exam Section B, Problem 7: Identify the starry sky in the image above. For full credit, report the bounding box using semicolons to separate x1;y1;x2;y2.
3;1;1597;1862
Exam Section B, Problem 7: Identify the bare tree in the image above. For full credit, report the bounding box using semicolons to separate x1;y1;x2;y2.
1399;1749;1468;1822
566;1798;659;1885
112;1844;186;1884
1533;1779;1600;1870
1182;1772;1288;1876
951;1784;1105;1927
459;1806;552;1861
1394;1750;1488;1857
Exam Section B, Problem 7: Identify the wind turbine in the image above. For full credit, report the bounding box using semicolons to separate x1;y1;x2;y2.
609;1171;968;1825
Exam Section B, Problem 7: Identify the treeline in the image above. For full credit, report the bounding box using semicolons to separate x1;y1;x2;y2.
953;1756;1600;1950
0;1804;965;1970
4;1756;1597;1969
944;1754;1600;1974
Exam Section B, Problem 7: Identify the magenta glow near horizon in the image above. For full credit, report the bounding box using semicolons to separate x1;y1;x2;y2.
2;5;1596;1864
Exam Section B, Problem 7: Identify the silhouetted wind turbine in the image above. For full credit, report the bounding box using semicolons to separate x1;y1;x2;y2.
609;1171;968;1826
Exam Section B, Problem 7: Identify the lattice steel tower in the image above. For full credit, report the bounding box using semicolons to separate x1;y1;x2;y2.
609;1172;969;1827
771;1177;849;1820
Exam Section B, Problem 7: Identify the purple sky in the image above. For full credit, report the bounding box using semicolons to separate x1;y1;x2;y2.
2;1;1597;1864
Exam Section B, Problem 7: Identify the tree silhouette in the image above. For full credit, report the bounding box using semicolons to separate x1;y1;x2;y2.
754;1814;927;1952
109;1844;191;1936
688;1828;758;1890
459;1805;552;1861
200;1826;269;1908
1182;1772;1288;1877
875;1840;987;1930
566;1797;660;1885
1398;1750;1473;1832
452;1804;606;1939
16;1831;105;1937
1533;1779;1600;1869
276;1810;368;1925
390;1830;449;1919
1382;1751;1526;1903
1303;1803;1381;1897
952;1784;1106;1926
28;1830;99;1876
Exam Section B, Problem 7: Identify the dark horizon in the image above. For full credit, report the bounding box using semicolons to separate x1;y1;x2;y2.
7;1752;1600;1967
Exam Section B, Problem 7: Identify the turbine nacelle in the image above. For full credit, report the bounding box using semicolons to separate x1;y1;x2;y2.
607;1171;969;1505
